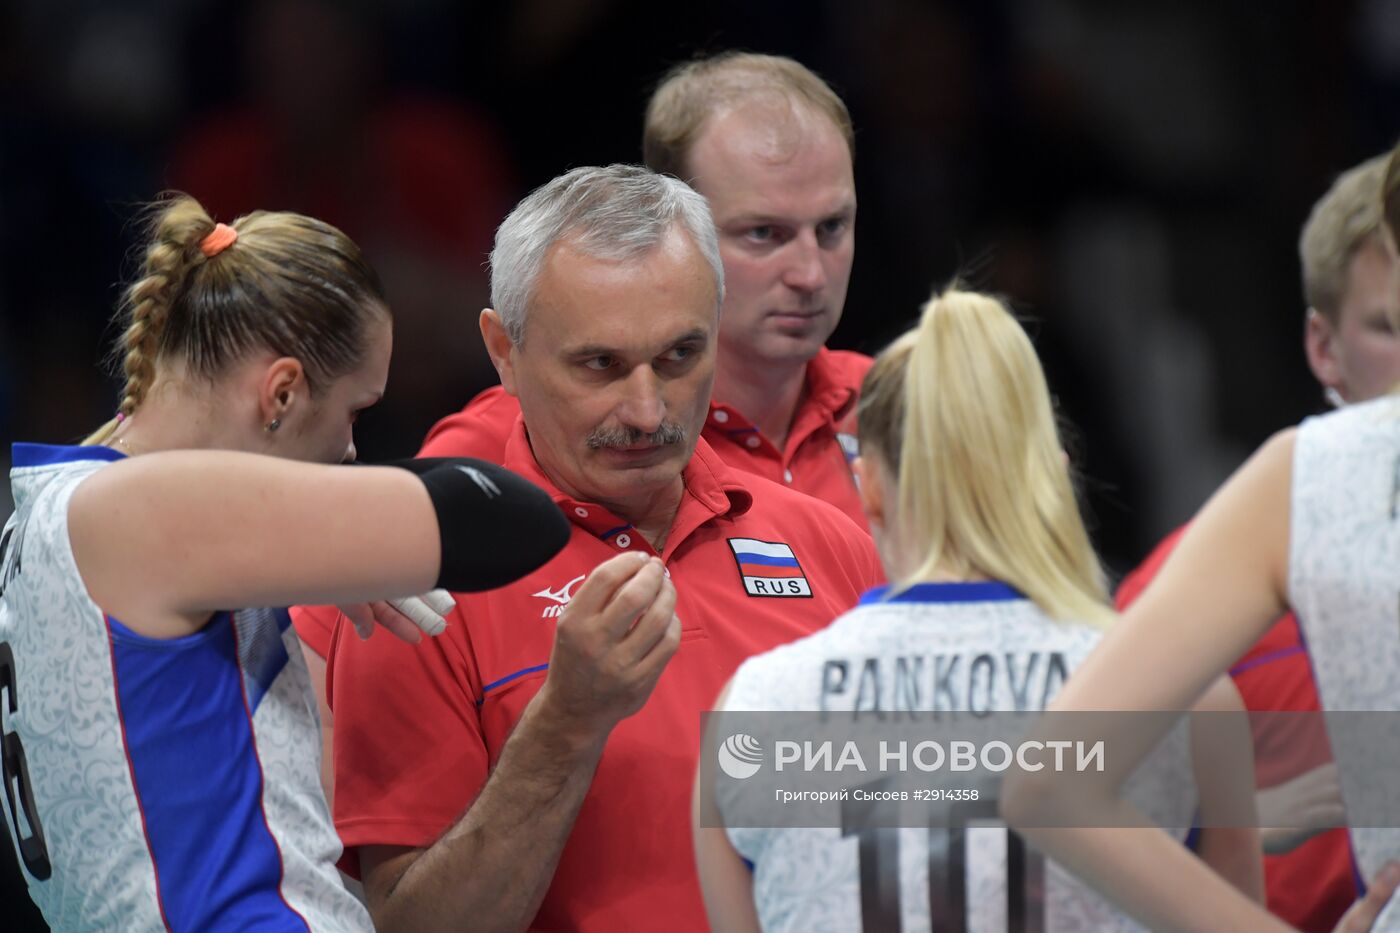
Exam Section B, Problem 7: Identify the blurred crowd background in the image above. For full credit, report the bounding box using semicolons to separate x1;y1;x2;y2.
2;0;1399;575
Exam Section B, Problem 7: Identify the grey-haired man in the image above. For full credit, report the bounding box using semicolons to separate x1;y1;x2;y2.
314;165;882;932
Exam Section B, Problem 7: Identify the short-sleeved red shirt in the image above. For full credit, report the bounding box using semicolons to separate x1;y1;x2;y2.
419;347;872;524
305;426;883;931
1117;525;1357;932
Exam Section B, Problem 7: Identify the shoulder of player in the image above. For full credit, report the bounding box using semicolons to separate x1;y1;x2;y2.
28;458;115;544
1296;393;1400;457
1245;426;1298;494
3;459;116;616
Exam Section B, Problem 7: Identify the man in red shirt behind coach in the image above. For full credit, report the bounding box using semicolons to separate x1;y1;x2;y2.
308;165;881;932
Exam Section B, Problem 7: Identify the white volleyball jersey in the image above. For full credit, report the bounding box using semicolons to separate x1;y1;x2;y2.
1290;395;1400;888
0;444;371;932
721;581;1195;933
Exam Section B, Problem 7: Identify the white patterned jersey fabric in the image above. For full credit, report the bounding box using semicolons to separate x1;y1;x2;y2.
0;444;371;932
721;582;1195;933
1290;396;1400;892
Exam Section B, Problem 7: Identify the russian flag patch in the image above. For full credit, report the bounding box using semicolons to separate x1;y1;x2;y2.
727;538;812;598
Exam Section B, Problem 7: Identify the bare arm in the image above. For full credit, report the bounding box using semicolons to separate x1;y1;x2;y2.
359;553;681;933
1190;676;1264;904
69;452;440;636
692;802;761;933
693;681;762;933
1004;430;1296;931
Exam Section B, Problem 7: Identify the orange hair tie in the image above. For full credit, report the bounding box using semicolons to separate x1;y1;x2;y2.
200;223;238;258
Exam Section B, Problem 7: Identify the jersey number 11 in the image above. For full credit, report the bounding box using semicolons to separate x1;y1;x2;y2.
842;794;1044;932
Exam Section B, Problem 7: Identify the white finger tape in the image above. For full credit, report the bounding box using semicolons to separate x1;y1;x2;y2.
420;589;456;616
389;595;449;637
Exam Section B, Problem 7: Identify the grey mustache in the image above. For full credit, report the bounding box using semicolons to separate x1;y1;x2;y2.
586;422;687;450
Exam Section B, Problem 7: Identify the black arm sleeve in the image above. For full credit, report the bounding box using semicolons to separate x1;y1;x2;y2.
377;457;570;592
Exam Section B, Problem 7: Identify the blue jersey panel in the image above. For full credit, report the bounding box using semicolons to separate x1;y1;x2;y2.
108;613;310;932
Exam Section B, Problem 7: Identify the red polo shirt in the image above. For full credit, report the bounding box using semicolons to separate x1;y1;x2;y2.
418;347;872;527
308;426;883;931
1117;525;1356;932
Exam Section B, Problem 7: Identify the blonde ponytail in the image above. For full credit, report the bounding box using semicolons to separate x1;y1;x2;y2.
859;288;1115;628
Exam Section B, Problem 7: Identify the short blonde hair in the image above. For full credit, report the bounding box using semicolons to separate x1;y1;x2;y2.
1300;153;1389;321
858;288;1114;628
643;52;854;181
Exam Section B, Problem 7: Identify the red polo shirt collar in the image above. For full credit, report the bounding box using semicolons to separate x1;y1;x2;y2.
706;347;860;454
803;345;863;421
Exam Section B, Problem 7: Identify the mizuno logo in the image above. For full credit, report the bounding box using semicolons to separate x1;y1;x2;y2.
455;464;502;499
533;574;586;618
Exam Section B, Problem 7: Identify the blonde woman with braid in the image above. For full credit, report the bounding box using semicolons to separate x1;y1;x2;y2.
694;288;1262;932
0;194;585;931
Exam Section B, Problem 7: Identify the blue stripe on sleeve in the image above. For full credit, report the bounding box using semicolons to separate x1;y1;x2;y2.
477;663;550;705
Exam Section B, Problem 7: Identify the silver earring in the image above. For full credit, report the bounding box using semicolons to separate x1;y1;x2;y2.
265;418;281;433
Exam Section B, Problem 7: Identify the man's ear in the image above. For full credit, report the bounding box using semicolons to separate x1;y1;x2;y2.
480;309;519;396
853;455;885;533
1304;308;1346;402
259;357;306;426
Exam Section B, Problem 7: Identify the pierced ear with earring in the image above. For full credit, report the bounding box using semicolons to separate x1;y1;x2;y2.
264;418;281;433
